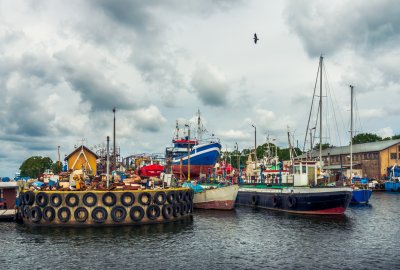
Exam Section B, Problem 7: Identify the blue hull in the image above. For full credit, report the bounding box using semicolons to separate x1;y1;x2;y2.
384;181;400;192
351;189;372;204
172;142;221;166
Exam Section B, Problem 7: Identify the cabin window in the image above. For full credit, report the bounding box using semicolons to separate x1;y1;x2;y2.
302;166;307;174
398;145;400;152
294;166;300;174
390;153;397;160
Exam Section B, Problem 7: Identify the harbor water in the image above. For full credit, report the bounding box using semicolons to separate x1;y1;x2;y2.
1;192;399;269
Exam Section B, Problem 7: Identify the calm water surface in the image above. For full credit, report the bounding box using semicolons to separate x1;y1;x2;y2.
1;192;399;270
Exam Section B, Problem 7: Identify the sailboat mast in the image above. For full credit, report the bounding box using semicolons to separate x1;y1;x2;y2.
319;56;323;164
350;85;354;180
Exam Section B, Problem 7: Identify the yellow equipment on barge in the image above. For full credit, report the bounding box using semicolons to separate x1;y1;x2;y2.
17;188;193;226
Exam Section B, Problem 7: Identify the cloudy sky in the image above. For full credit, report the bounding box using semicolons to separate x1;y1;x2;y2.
1;0;399;177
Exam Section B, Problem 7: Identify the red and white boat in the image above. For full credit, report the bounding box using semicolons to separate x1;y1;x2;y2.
193;184;239;210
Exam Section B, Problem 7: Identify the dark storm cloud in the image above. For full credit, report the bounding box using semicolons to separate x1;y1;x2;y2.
0;52;60;137
0;135;56;151
285;0;400;57
56;51;137;112
191;64;228;107
88;0;242;107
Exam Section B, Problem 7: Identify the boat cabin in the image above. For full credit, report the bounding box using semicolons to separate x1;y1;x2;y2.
293;161;318;186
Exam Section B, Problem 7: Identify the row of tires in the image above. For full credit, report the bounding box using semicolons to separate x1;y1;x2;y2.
251;194;297;208
18;189;193;208
21;202;193;224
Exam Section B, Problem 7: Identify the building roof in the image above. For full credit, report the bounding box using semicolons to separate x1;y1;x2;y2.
64;145;99;161
298;139;400;158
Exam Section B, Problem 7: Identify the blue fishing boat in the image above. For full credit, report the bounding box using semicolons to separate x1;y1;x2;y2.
165;111;221;180
351;189;372;204
348;86;372;204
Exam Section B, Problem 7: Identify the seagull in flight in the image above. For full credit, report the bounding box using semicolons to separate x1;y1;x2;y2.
253;33;259;44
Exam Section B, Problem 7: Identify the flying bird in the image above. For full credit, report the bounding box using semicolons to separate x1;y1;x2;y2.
253;33;259;44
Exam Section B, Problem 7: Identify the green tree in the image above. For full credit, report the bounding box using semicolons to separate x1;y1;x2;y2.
352;133;382;144
392;134;400;140
19;156;53;178
313;143;333;150
51;162;63;174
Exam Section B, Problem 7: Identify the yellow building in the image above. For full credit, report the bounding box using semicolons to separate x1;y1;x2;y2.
65;145;99;175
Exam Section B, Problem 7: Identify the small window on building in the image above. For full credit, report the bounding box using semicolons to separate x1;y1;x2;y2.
398;145;400;152
390;153;397;160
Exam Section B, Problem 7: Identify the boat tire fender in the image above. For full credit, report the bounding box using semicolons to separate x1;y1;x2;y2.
74;207;89;223
57;207;71;223
287;195;296;208
180;202;187;215
251;195;259;206
130;206;145;222
177;190;184;203
50;194;62;207
92;206;108;223
162;204;173;219
146;204;161;220
172;203;181;217
111;206;127;223
36;192;49;207
154;191;167;205
23;205;30;218
29;206;42;223
24;191;35;205
272;195;280;207
83;192;98;207
138;192;152;206
65;193;79;207
102;192;117;207
120;192;135;207
42;206;56;222
166;191;176;204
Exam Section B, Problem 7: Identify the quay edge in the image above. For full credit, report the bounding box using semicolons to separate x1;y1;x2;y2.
17;188;193;226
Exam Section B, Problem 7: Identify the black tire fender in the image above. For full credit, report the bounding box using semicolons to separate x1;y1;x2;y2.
272;195;280;207
166;191;176;204
50;193;62;207
120;192;135;207
65;193;79;207
138;192;151;206
83;192;98;207
130;206;145;222
74;207;89;223
29;206;42;223
102;192;117;207
287;195;296;208
24;191;35;205
146;204;161;220
173;203;181;217
36;192;49;207
92;206;108;223
42;206;56;222
111;206;127;223
162;204;173;219
57;207;71;223
154;191;167;205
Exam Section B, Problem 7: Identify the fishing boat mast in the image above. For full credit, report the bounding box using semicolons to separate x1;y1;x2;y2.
350;85;354;181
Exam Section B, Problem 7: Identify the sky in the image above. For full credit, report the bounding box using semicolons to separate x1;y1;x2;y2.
1;0;400;177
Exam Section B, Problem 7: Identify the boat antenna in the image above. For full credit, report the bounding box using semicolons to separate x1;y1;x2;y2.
175;120;179;140
350;85;354;182
113;107;116;171
106;136;110;189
